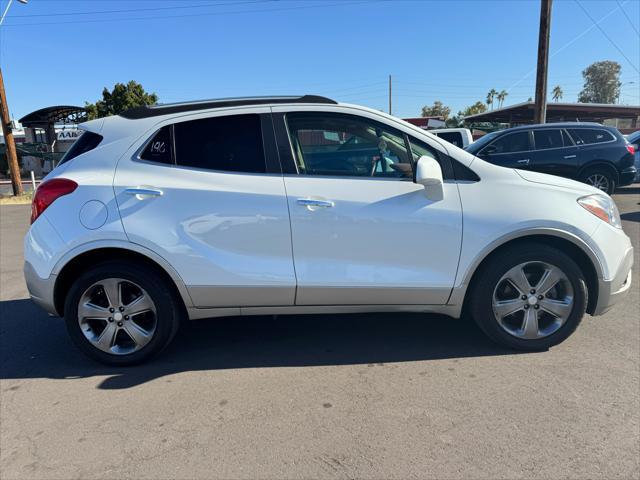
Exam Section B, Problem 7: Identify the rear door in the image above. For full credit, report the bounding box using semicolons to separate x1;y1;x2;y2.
113;108;296;308
478;130;533;169
566;127;618;167
273;108;463;306
528;128;578;178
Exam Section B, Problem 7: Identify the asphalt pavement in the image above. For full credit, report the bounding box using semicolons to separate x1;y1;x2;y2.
1;187;639;479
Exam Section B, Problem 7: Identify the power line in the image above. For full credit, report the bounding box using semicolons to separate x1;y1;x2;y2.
616;0;640;37
574;0;640;74
2;0;385;27
6;0;275;18
504;0;629;93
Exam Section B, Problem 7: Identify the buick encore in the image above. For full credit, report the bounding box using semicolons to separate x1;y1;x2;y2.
24;96;634;365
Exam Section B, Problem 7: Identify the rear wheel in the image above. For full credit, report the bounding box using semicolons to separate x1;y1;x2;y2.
580;167;616;194
64;261;182;365
469;243;587;351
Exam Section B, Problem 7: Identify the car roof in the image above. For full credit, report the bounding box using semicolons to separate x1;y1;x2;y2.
119;95;337;119
501;122;616;133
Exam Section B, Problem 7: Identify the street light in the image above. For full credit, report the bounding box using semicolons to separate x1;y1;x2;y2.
0;0;28;196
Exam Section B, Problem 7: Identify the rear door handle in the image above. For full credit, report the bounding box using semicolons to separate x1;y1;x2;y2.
517;159;530;165
564;154;577;159
124;187;163;199
296;198;334;209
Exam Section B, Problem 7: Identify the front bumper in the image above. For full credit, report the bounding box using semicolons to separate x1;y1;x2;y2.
593;245;634;316
24;260;59;316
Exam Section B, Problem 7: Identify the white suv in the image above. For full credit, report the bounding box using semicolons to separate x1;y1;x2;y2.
24;95;633;365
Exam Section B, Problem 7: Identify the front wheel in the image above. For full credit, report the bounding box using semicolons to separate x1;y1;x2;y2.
64;261;182;365
469;244;587;351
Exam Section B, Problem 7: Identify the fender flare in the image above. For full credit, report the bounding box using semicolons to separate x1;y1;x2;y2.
52;239;194;308
449;227;604;307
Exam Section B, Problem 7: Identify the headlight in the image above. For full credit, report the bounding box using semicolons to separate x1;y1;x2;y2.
577;194;622;228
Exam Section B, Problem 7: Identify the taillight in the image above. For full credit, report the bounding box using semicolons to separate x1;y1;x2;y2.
31;178;78;224
626;144;635;155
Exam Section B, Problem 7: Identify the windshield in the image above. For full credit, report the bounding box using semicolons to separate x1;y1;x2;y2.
465;131;500;154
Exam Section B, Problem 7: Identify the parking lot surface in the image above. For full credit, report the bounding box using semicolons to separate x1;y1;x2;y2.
1;187;639;479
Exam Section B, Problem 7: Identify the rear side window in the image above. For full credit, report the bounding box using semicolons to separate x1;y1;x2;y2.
58;131;103;165
487;131;531;154
533;129;563;150
173;114;266;173
567;128;615;145
140;126;173;164
435;132;463;148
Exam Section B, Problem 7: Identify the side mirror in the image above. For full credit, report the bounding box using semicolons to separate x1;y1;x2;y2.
414;155;443;187
482;144;497;155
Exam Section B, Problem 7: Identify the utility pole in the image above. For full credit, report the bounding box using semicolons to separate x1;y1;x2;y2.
533;0;552;124
0;68;22;195
388;75;392;115
0;0;28;196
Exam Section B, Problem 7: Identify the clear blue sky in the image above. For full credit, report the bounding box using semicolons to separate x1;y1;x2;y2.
1;0;639;121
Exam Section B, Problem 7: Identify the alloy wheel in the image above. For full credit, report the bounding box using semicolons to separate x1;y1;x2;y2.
77;278;157;355
586;173;610;192
492;261;574;340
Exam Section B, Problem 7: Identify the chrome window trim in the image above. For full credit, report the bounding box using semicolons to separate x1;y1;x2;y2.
565;128;617;146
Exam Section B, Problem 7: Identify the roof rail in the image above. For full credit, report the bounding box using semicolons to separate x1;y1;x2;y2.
120;95;337;119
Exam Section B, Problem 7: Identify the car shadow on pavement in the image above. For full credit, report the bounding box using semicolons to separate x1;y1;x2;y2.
0;298;526;390
621;211;640;223
615;186;640;195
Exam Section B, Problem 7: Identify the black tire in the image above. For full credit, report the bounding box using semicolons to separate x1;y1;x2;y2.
64;261;182;366
579;167;616;194
468;243;588;351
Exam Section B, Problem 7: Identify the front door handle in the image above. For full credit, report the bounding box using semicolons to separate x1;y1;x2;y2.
564;154;577;159
296;198;334;209
124;187;163;199
517;159;530;165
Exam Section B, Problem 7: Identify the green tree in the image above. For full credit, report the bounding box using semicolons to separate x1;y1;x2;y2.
577;61;621;103
421;100;451;120
551;85;563;102
85;81;159;119
459;101;487;117
486;89;498;110
496;90;508;108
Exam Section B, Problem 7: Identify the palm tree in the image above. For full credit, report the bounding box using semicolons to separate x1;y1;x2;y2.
552;85;563;102
496;89;508;108
486;89;498;110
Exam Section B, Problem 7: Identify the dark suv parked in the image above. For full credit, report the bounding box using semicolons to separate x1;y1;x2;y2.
465;123;636;194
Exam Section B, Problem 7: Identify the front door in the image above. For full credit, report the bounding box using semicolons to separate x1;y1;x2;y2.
479;130;533;170
276;111;463;306
114;109;296;308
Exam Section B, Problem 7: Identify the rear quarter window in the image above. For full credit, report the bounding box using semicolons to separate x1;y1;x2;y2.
140;126;173;164
58;131;103;166
567;128;615;145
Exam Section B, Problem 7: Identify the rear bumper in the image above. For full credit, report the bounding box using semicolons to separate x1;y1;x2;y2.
618;166;637;187
24;261;59;316
593;245;634;316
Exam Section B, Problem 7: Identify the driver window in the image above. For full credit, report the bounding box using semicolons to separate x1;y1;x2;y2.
286;113;412;178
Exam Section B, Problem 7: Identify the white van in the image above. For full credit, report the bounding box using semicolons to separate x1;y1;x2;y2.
429;128;474;148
